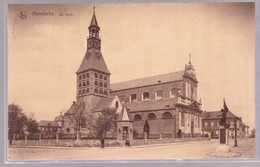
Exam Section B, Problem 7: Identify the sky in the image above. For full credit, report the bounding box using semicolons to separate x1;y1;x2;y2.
8;3;255;129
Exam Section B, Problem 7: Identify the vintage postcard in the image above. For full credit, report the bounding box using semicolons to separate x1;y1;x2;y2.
7;2;255;160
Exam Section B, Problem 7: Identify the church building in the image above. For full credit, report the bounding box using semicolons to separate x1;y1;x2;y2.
61;9;204;141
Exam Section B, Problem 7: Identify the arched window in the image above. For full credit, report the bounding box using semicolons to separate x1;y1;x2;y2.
162;112;172;119
143;92;150;101
83;74;85;79
83;89;85;94
148;113;156;120
99;89;103;95
99;74;103;79
104;76;107;80
134;114;142;121
99;82;103;87
79;75;82;80
83;81;86;86
94;81;98;86
86;73;89;78
79;90;81;95
181;112;185;126
130;94;137;102
104;90;108;95
95;73;98;78
156;90;163;99
79;82;82;87
86;88;90;93
94;88;98;94
87;81;89;85
115;101;119;108
104;83;107;88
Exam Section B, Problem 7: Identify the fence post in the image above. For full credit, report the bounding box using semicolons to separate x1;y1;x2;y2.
77;131;81;141
39;133;42;142
56;133;59;143
25;134;27;142
144;132;148;141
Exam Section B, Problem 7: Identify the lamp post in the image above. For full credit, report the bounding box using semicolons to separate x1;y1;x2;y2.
234;120;238;147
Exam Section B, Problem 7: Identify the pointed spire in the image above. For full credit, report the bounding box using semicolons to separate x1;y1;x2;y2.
89;6;99;27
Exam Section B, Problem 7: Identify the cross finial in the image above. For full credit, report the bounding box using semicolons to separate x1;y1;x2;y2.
93;5;95;14
189;53;191;64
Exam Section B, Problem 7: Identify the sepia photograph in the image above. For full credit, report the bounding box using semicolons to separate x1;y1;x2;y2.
7;2;255;160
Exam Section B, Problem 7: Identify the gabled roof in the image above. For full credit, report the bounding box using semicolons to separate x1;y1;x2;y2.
76;49;110;74
93;97;114;112
38;120;60;127
110;70;184;92
125;98;177;112
117;106;132;121
201;111;238;119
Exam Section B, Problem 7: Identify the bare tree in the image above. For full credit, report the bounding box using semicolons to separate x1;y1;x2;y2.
67;98;89;134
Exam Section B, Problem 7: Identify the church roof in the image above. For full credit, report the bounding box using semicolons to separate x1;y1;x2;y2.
93;97;115;112
76;48;110;74
110;70;184;92
125;98;177;112
64;102;78;115
201;111;238;120
38;120;60;127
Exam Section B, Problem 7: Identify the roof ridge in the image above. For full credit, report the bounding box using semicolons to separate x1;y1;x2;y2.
111;70;184;85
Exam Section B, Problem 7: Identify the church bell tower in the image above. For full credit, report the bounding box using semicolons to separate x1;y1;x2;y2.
75;8;111;109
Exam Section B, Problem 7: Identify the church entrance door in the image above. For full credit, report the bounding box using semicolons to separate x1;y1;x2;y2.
123;126;129;140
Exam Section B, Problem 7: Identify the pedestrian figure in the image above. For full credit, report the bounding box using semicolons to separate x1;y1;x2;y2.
125;139;130;147
100;138;105;149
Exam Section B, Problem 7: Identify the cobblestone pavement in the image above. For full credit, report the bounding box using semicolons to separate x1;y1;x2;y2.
8;138;255;161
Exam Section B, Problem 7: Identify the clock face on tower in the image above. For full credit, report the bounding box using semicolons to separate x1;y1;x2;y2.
94;39;100;48
88;40;93;48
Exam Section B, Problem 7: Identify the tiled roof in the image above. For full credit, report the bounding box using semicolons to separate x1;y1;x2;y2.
64;102;78;115
38;120;60;127
125;98;177;112
110;70;184;91
76;48;110;74
55;115;64;121
201;111;238;119
93;97;114;112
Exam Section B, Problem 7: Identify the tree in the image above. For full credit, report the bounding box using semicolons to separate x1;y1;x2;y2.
67;99;87;133
8;103;28;135
8;103;39;142
27;119;38;134
94;108;118;139
26;112;38;134
8;103;28;144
